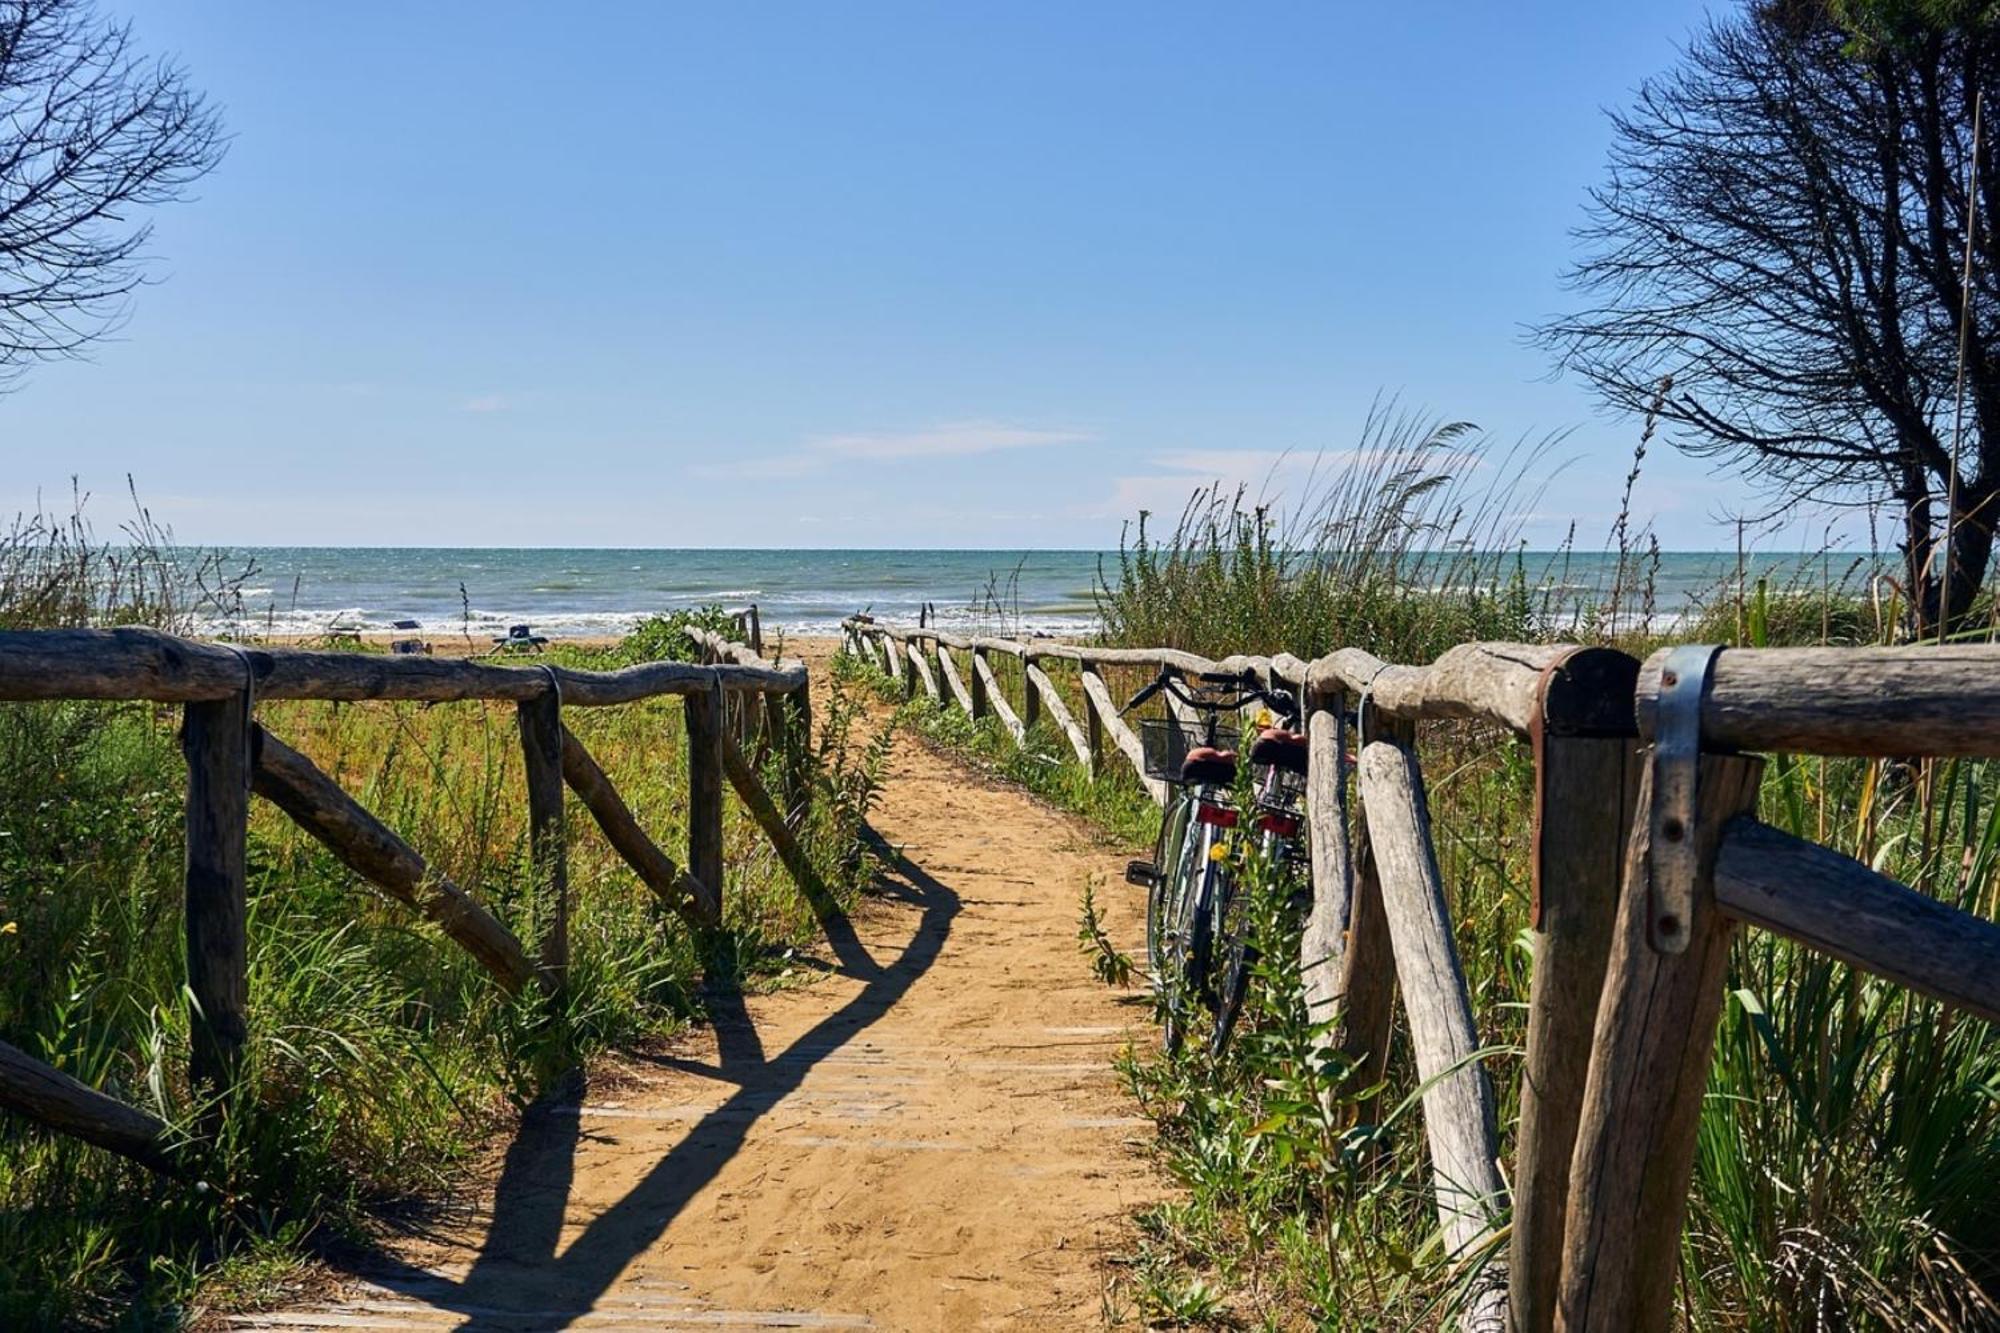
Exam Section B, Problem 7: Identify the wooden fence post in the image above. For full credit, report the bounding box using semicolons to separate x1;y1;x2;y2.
1299;688;1395;1100
1027;661;1091;771
971;649;1024;744
518;683;569;981
1511;649;1640;1333
1080;659;1105;770
685;676;727;924
183;691;251;1100
969;647;990;720
1300;689;1349;1030
937;642;975;715
909;636;941;701
785;683;813;818
1556;750;1763;1332
255;726;539;993
1358;738;1509;1332
1021;652;1042;732
1340;802;1398;1095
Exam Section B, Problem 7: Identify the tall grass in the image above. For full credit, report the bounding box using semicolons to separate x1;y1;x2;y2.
0;509;890;1327
1096;405;1565;662
901;408;2000;1328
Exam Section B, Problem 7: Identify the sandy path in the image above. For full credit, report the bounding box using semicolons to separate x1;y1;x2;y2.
234;663;1162;1331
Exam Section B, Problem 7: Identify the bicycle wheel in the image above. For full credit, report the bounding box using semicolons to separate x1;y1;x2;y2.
1160;821;1215;1056
1145;794;1191;982
1209;873;1256;1060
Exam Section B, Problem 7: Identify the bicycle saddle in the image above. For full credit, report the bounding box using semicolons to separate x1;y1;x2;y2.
1180;745;1238;785
1248;727;1308;776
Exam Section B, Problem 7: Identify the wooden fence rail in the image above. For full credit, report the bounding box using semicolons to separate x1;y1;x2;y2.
0;625;816;1176
842;617;2000;1333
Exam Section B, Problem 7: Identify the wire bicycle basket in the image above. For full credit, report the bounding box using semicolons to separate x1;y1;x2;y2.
1253;761;1307;807
1140;716;1241;783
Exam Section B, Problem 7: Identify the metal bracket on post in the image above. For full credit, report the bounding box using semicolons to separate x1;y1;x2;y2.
1647;644;1722;954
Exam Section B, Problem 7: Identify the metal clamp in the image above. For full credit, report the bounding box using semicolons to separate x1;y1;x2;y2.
1353;664;1387;751
222;643;258;793
1648;644;1722;954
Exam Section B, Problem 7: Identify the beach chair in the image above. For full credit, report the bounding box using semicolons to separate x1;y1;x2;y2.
390;619;431;655
491;623;549;654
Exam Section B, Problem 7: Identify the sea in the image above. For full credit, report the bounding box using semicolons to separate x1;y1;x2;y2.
207;547;1885;641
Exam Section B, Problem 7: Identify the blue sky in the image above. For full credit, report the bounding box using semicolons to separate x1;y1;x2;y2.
2;1;1860;549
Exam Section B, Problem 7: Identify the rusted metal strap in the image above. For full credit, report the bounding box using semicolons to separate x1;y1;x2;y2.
1646;644;1722;953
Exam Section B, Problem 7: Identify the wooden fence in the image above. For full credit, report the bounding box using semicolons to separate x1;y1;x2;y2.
0;624;814;1177
842;616;2000;1333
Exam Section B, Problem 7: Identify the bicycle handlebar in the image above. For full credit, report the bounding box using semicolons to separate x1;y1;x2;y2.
1120;664;1298;723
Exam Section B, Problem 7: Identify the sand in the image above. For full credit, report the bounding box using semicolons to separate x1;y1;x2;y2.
228;640;1164;1332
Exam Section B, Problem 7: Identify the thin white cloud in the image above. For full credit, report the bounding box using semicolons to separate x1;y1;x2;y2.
695;419;1092;480
1145;448;1316;477
461;394;510;414
813;420;1090;460
1085;443;1486;520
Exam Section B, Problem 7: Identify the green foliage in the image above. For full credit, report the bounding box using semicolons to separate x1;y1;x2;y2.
1078;879;1135;989
1094;405;1563;664
1068;445;2000;1326
606;605;744;665
0;533;886;1325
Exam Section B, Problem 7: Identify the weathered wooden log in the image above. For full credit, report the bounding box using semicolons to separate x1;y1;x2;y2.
1020;653;1042;731
1340;801;1398;1097
1025;642;1272;677
518;689;568;981
1078;667;1166;805
1511;649;1642;1333
558;727;703;926
1308;643;1580;736
685;679;726;925
972;650;1025;743
1512;744;1637;1328
719;732;838;917
1558;750;1764;1333
968;648;991;720
1357;740;1509;1330
908;639;941;701
881;631;906;690
253;728;536;990
0;1037;173;1172
183;694;250;1097
1300;701;1352;1027
1026;663;1092;770
0;628;806;706
1635;643;2000;757
936;642;976;715
1082;666;1106;770
1714;817;2000;1023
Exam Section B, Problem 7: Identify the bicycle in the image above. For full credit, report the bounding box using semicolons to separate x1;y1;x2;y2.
1120;666;1305;1056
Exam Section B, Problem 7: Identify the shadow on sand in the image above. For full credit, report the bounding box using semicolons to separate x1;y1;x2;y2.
347;829;959;1330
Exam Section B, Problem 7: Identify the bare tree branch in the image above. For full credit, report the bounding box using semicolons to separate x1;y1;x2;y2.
0;0;222;387
1536;3;2000;632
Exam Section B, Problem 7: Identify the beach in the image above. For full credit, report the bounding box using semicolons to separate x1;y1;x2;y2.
208;545;1881;645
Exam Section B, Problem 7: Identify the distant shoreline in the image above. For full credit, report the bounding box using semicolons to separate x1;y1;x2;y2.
197;545;1889;643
